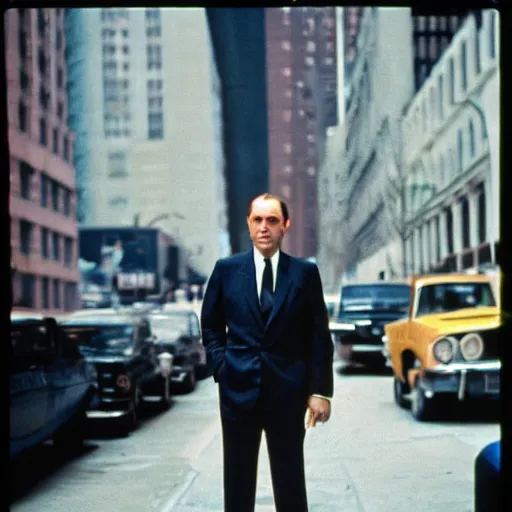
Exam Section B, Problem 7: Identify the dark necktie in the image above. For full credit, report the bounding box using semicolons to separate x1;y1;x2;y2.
260;258;274;321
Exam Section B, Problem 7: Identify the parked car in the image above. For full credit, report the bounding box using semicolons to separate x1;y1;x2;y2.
59;311;172;434
10;314;97;459
384;274;501;421
147;308;208;393
330;281;411;369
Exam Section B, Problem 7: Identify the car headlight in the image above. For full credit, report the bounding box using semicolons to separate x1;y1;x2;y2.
459;333;484;361
433;336;458;364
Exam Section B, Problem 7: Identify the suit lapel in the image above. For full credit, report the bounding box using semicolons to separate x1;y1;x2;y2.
238;251;264;326
266;252;292;328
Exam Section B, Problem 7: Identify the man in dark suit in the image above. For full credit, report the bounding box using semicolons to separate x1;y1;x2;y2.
201;193;333;512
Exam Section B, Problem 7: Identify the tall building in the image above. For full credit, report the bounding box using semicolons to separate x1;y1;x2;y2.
6;8;80;313
404;11;499;276
206;8;270;254
65;7;230;279
265;7;337;258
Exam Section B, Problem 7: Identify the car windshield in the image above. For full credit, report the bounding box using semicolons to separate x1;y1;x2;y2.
339;284;411;313
61;324;134;352
416;282;496;316
150;314;189;339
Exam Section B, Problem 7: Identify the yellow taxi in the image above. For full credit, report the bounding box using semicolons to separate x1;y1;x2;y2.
383;273;501;421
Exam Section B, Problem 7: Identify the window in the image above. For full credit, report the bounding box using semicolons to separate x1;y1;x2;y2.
40;173;48;207
51;180;59;211
19;161;33;200
439;155;445;186
52;232;60;261
53;279;61;309
457;129;463;170
438;75;444;120
20;273;35;308
448;58;455;104
56;29;62;50
57;102;63;119
460;41;467;91
42;277;50;309
52;128;59;154
435;216;441;262
446;207;454;254
460;197;470;249
417;36;426;58
283;110;291;123
62;189;70;216
41;227;49;259
57;67;63;88
489;11;496;59
281;41;291;51
108;151;127;178
20;220;33;255
282;67;291;77
475;29;481;74
64;282;77;312
109;196;128;208
283;143;292;154
478;184;486;243
39;118;47;146
148;113;163;140
18;101;27;131
469;120;475;158
64;237;73;267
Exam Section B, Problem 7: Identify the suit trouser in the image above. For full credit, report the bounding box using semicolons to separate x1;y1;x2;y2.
219;385;308;512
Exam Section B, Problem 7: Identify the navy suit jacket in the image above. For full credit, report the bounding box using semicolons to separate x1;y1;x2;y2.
200;250;333;411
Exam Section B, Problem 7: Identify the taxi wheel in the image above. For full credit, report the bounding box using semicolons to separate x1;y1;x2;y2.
411;377;435;421
393;377;409;409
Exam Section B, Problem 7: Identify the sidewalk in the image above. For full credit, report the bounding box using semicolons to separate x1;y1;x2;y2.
169;385;364;512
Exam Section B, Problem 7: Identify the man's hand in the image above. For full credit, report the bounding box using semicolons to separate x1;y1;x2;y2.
306;395;331;427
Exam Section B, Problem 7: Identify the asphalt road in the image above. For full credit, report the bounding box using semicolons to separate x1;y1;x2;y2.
10;361;500;512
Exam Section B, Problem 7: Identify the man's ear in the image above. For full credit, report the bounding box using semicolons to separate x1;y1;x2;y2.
284;218;291;232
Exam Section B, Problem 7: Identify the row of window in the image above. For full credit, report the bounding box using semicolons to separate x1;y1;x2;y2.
411;12;497;136
18;219;75;267
14;272;77;311
18;163;73;217
410;186;486;271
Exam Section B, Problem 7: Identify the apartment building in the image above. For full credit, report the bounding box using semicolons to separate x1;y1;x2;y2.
65;7;230;278
6;8;80;313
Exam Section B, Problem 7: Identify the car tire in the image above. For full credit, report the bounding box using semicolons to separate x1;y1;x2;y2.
182;368;196;393
411;376;435;422
119;387;140;435
393;377;409;409
53;409;87;454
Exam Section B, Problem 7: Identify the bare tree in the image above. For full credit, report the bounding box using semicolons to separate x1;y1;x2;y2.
379;115;413;278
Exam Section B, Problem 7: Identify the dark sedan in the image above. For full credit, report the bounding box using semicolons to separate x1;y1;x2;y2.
59;312;171;434
330;281;411;369
10;314;97;458
148;309;208;393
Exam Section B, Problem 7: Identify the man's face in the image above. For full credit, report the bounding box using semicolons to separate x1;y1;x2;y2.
247;197;290;257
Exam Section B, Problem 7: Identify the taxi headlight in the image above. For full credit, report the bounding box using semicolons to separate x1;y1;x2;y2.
433;337;457;364
459;333;484;361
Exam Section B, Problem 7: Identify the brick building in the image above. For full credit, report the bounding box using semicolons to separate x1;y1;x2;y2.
265;7;337;258
6;8;79;313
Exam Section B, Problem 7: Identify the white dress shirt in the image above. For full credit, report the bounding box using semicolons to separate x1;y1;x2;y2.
252;245;331;404
253;246;279;298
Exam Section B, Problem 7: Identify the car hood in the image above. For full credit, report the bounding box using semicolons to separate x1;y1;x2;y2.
414;306;501;335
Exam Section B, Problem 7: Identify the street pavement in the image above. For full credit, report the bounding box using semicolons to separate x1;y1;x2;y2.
10;360;499;512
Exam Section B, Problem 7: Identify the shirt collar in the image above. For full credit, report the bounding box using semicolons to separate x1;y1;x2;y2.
253;246;280;267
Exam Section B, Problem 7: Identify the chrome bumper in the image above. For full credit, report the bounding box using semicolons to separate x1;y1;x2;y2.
423;361;501;400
